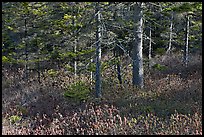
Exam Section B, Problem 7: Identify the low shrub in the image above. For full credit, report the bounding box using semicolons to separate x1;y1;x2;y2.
64;81;92;101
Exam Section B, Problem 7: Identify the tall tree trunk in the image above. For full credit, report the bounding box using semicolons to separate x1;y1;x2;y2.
36;38;41;83
74;41;77;78
167;12;173;53
148;26;152;69
90;46;93;84
114;46;122;85
132;2;144;89
116;57;122;85
72;8;77;79
162;12;173;62
184;14;189;67
90;61;93;83
37;56;40;83
24;18;28;80
95;2;102;98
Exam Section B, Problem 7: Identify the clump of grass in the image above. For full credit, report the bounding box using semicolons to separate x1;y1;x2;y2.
152;63;168;71
47;69;59;77
9;115;22;124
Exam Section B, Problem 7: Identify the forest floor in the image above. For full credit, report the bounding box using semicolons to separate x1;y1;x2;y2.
2;53;202;135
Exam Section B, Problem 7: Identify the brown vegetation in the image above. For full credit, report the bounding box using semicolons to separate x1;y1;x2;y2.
2;53;202;135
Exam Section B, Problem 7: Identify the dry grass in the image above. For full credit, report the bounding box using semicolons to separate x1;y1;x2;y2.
2;53;202;135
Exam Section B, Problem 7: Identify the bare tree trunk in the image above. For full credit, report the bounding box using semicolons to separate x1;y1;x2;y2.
72;8;77;79
148;26;152;69
90;59;93;83
183;15;189;67
167;12;173;53
116;57;122;85
90;42;93;84
74;41;77;78
114;47;122;85
37;57;40;83
95;2;102;98
132;2;144;89
162;12;173;62
36;38;41;83
24;18;28;80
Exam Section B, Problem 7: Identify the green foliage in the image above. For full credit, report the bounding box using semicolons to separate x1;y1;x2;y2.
64;81;91;101
77;48;95;56
2;56;17;64
50;50;61;60
193;2;202;11
170;2;202;13
87;62;95;72
173;3;192;13
59;49;94;61
32;8;46;16
152;64;167;71
65;64;75;72
47;69;59;77
9;115;21;124
2;56;10;63
60;51;76;59
87;58;119;73
101;61;109;71
155;48;165;55
7;26;14;31
104;58;120;67
63;14;72;20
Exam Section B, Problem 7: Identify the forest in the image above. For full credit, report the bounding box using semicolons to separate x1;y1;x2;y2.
2;2;202;135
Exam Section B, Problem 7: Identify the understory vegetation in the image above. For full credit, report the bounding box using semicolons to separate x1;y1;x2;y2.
2;2;202;134
2;53;202;135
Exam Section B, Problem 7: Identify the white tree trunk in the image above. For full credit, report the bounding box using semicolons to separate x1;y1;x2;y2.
148;27;152;69
74;42;77;78
72;8;77;79
24;18;28;80
90;55;93;84
132;2;144;89
95;2;102;97
167;12;173;53
184;15;189;67
162;12;173;62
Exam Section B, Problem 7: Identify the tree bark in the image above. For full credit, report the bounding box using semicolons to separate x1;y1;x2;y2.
148;26;152;69
184;15;189;67
36;38;41;83
95;2;102;98
90;58;93;84
24;18;28;80
114;46;122;85
132;2;144;89
116;58;122;85
162;12;173;62
167;12;173;53
72;7;77;79
74;41;77;78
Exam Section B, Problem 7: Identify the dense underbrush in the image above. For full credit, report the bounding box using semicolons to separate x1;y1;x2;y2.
2;54;202;135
